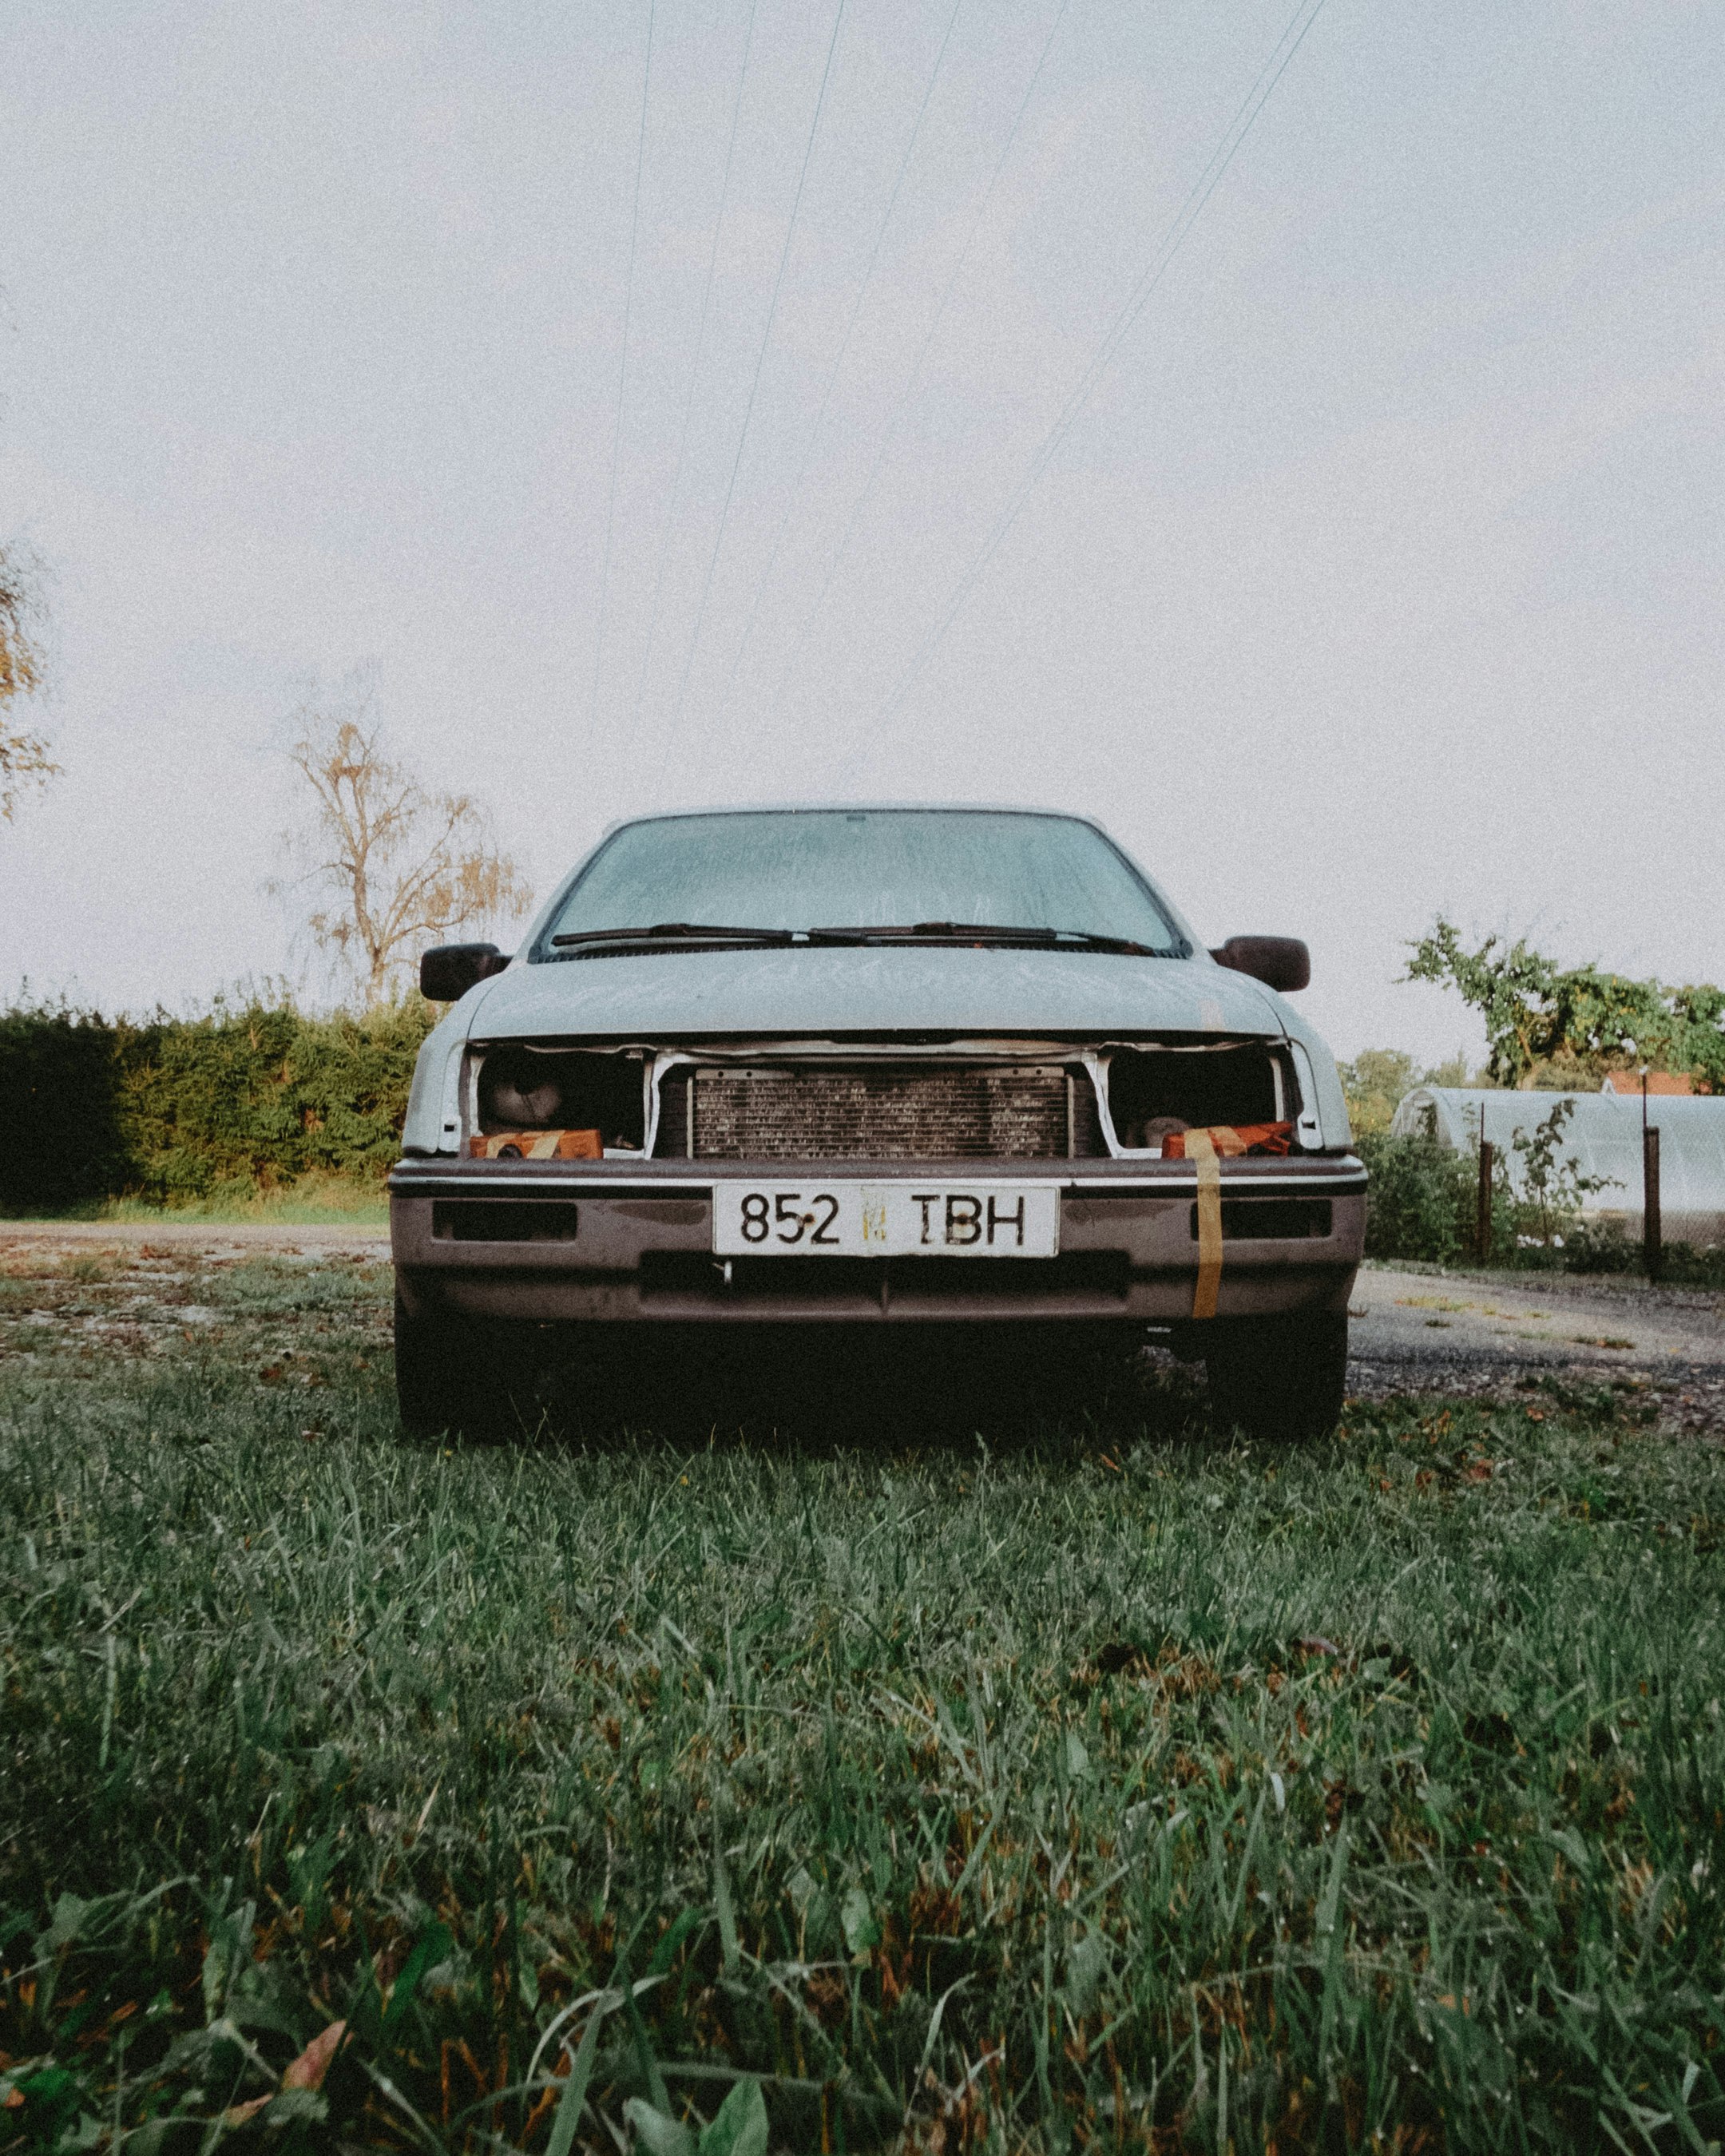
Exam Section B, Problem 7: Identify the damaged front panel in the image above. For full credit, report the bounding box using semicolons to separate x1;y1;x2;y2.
454;1033;1317;1163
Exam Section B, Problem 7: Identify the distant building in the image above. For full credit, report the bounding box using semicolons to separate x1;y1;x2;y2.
1600;1072;1697;1096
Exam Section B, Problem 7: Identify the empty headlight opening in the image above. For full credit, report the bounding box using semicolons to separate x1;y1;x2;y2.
1097;1043;1300;1153
470;1046;648;1151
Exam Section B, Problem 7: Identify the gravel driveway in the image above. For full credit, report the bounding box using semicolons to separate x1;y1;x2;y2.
1350;1261;1724;1436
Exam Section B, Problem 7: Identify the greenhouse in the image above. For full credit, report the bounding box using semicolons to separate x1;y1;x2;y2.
1388;1087;1725;1246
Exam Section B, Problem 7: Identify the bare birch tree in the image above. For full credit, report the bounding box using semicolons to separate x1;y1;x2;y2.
276;687;532;1005
0;543;57;822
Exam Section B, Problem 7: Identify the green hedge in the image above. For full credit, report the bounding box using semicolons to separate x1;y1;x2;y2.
0;999;434;1213
8;1005;1691;1271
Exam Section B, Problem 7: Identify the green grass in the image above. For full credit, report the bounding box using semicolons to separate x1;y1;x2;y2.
101;1171;387;1227
3;1256;1724;2151
3;1171;391;1229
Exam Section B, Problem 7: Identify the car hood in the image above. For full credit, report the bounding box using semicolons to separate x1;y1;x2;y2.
462;943;1282;1040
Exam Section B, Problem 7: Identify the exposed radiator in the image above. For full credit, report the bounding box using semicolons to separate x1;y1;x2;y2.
654;1065;1101;1161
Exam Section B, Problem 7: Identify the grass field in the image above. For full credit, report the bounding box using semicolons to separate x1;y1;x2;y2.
3;1248;1724;2152
59;1171;390;1229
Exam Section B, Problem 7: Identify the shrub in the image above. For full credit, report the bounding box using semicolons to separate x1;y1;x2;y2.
1357;1098;1694;1274
0;1003;132;1211
1356;1128;1477;1262
0;997;434;1213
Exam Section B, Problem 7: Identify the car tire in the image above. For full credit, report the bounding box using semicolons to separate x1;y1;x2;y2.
395;1290;519;1437
1203;1313;1347;1441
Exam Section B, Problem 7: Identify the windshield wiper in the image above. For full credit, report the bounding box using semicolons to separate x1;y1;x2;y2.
550;922;798;949
549;921;1182;957
807;922;1172;957
1036;927;1177;957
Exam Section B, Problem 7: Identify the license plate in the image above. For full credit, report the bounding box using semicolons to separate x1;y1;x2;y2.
712;1181;1059;1258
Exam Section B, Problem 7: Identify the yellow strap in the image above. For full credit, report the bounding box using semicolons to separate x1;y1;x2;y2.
1190;1128;1223;1319
527;1131;563;1159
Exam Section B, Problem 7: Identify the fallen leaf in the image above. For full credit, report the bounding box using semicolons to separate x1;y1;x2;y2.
284;2019;347;2090
221;2019;349;2118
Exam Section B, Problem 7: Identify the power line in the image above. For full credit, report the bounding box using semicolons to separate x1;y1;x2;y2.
862;0;1330;747
762;0;1073;724
710;0;965;727
588;0;656;753
655;0;849;785
629;0;762;743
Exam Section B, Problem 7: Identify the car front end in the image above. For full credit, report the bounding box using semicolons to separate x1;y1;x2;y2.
389;808;1365;1434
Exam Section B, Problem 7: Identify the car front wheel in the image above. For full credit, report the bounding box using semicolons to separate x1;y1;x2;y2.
395;1290;519;1437
1203;1313;1348;1441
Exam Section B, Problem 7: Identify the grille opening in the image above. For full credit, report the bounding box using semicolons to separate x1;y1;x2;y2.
1108;1046;1286;1151
476;1048;644;1149
654;1064;1103;1162
639;1250;1131;1300
1188;1198;1332;1241
434;1200;581;1242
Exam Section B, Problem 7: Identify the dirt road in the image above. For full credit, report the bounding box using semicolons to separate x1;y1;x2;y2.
0;1218;389;1257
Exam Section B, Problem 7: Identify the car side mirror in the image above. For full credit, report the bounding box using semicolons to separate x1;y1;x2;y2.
1210;936;1311;993
421;943;510;1001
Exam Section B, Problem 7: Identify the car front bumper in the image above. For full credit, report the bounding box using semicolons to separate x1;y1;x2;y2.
390;1155;1366;1326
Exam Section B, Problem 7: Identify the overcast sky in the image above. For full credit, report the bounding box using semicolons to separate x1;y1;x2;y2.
2;0;1720;1062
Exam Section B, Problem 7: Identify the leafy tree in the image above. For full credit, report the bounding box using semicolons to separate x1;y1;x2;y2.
1338;1047;1488;1135
0;542;56;822
1406;919;1723;1092
274;684;532;1006
1422;1049;1474;1090
1337;1049;1419;1135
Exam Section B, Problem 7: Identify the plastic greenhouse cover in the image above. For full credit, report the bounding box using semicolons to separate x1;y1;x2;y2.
1390;1088;1725;1240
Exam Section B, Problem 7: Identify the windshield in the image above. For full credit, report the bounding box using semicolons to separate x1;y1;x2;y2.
535;810;1188;955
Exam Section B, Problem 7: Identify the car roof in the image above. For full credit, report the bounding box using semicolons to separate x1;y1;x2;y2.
598;803;1116;839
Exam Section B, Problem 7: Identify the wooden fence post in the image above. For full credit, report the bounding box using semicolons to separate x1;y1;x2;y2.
1643;1126;1662;1282
1477;1138;1494;1264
